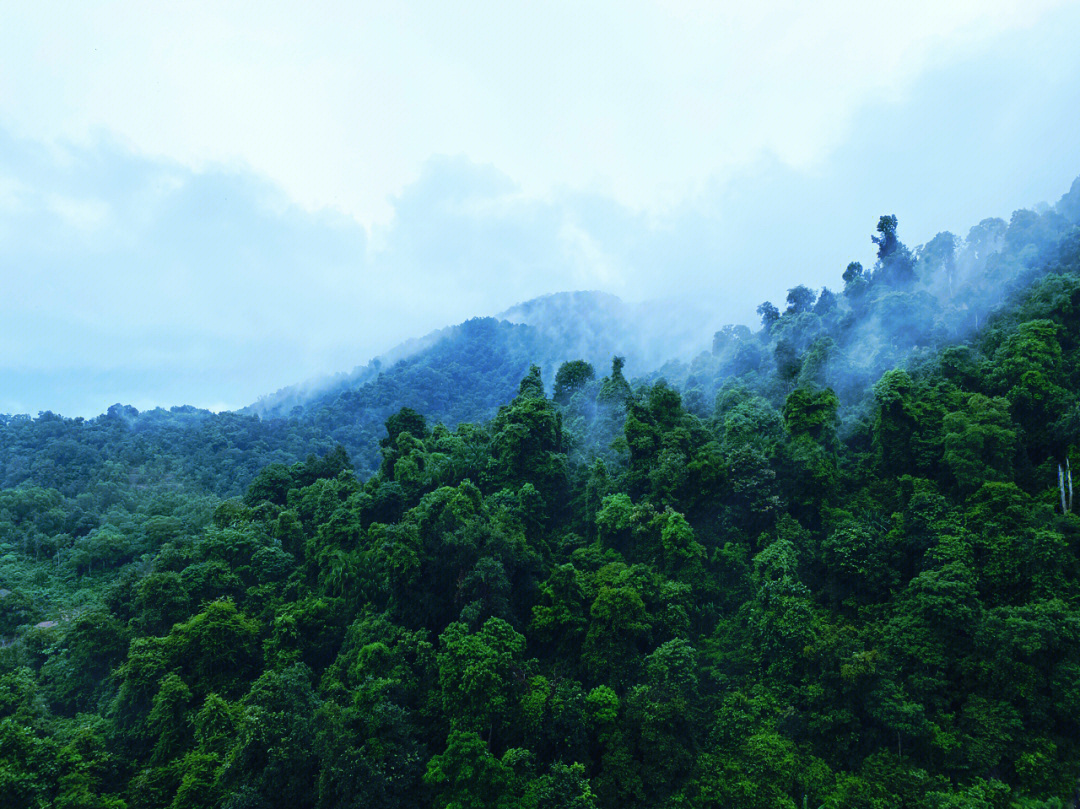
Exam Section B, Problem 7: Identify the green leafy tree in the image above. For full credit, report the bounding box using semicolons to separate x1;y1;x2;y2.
437;617;526;741
553;360;596;404
423;730;514;809
166;599;260;698
758;301;781;331
583;571;652;687
942;394;1016;496
221;665;320;809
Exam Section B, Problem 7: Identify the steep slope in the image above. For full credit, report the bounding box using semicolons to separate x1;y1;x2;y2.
243;290;718;477
5;177;1080;807
645;176;1080;423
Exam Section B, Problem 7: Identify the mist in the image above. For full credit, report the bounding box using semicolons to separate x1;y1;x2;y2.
2;1;1079;418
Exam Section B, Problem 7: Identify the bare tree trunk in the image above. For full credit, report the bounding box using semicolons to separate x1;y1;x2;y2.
1062;453;1071;511
1060;463;1068;514
1059;458;1074;514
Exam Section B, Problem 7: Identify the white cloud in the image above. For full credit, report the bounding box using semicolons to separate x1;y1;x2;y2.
0;176;24;212
46;194;110;231
0;1;1069;227
2;1;1079;417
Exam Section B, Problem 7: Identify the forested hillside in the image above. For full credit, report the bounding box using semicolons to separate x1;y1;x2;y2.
2;177;1080;807
242;290;719;478
0;290;711;505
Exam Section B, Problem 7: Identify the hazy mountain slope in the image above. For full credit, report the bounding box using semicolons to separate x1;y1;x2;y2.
2;177;1078;501
248;289;718;420
5;178;1080;808
498;290;720;373
244;291;719;477
0;290;715;498
637;175;1080;422
244;326;453;420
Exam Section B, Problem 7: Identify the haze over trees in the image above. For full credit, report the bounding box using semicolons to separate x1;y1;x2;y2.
2;176;1080;806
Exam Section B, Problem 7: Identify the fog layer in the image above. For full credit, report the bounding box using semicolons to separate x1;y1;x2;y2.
1;1;1079;417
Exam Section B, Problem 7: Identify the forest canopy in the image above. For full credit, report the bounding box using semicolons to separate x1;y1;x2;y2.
2;177;1080;807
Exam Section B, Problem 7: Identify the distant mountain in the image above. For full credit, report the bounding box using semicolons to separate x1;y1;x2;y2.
238;290;720;476
246;290;718;421
8;180;1080;809
243;323;453;421
497;290;722;373
5;176;1078;497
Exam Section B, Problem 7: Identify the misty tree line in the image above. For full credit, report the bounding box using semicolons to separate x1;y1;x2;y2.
1;178;1080;806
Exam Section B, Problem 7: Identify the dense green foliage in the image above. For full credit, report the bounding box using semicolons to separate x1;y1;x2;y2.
244;291;699;479
3;178;1080;807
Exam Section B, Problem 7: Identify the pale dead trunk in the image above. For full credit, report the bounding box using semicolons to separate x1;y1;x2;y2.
1062;453;1071;511
1059;463;1068;514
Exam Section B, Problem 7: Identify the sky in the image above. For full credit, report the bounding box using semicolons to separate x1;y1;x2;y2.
2;0;1080;417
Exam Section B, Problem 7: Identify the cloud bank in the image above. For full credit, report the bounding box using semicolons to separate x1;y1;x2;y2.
1;2;1079;416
